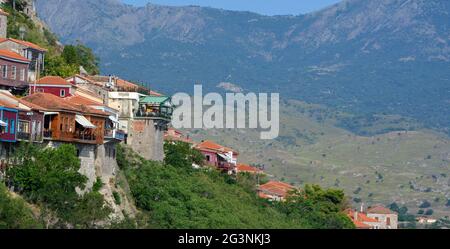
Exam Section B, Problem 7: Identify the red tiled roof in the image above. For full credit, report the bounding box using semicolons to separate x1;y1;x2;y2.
367;206;397;215
36;76;71;85
0;49;30;63
63;95;109;116
18;98;47;111
346;210;379;229
0;38;48;52
23;93;109;117
237;163;262;174
22;93;78;112
196;140;238;155
164;128;193;143
258;181;295;198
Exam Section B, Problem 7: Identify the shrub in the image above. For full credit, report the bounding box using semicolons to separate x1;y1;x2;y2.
0;184;41;229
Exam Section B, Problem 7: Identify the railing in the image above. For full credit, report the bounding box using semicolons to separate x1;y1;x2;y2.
217;161;236;171
73;131;96;141
17;132;31;141
105;129;126;141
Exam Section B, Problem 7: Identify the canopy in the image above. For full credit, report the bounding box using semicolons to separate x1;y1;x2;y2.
108;115;119;123
44;112;59;115
75;115;96;129
0;120;7;127
140;96;170;105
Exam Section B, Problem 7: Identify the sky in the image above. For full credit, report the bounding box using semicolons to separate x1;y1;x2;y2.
121;0;342;16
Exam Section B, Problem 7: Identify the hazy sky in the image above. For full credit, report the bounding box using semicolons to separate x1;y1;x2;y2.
121;0;341;16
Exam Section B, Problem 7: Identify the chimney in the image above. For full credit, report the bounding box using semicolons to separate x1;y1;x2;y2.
361;203;365;213
354;211;358;221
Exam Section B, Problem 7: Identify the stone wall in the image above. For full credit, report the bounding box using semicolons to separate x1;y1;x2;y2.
128;118;165;161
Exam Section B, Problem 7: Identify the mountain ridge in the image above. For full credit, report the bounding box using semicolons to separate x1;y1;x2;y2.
35;0;450;132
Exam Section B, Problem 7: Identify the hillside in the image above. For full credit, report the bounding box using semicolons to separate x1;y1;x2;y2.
36;0;450;132
185;100;450;218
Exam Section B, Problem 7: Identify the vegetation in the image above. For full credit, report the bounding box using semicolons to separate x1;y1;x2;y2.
5;143;111;228
0;184;41;229
117;143;354;229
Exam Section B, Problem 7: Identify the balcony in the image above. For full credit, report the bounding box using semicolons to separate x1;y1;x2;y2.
105;129;125;141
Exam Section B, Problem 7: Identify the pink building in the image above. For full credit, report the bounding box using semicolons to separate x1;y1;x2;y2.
29;76;74;97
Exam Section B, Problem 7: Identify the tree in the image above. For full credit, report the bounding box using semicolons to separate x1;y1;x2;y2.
6;143;111;228
164;141;204;170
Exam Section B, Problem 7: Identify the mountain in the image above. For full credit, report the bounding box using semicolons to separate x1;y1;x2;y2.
35;0;450;132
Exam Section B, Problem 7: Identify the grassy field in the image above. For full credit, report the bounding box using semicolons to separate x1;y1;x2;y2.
184;100;450;218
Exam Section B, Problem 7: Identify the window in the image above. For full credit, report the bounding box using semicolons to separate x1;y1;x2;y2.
10;120;15;134
386;217;391;226
206;155;211;162
37;88;44;93
20;68;25;81
2;65;7;78
60;89;66;97
11;66;16;80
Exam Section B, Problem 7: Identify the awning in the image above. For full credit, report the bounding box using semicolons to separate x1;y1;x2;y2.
108;115;119;123
44;112;59;115
75;115;96;129
0;120;7;127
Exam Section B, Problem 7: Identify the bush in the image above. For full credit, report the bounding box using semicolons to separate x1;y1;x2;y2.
7;143;111;228
419;200;431;209
0;184;41;229
113;191;121;205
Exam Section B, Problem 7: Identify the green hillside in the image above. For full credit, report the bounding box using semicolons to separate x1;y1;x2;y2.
186;100;450;218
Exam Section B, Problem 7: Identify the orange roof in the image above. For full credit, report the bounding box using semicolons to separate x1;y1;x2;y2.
37;76;71;85
23;93;78;112
18;98;47;111
116;78;139;91
164;128;193;143
237;163;262;174
258;181;295;198
367;206;396;215
346;209;378;229
0;49;30;63
63;95;109;116
0;38;48;52
196;140;238;155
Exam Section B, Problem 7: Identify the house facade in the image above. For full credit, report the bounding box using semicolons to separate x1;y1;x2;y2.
0;38;46;82
29;76;74;97
366;206;399;229
195;140;239;174
0;49;30;94
0;90;44;143
0;100;17;143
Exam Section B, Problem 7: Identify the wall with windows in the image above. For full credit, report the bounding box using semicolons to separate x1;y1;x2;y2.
29;85;72;98
0;57;29;90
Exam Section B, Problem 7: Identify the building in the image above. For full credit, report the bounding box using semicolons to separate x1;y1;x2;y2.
67;74;111;105
236;163;264;175
0;49;30;93
0;90;45;143
366;206;399;229
164;127;193;144
346;205;398;229
0;38;46;82
195;140;239;174
346;209;381;229
257;181;295;201
22;93;108;145
29;76;74;97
